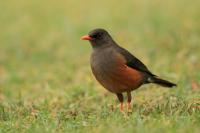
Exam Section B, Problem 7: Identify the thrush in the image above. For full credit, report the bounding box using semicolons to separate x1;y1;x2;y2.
81;28;176;112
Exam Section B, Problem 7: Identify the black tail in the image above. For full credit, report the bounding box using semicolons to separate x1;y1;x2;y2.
149;77;177;88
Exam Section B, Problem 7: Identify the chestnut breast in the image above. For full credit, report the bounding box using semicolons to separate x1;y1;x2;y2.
90;47;144;93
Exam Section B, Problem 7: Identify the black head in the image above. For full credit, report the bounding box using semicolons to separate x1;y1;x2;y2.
81;28;114;48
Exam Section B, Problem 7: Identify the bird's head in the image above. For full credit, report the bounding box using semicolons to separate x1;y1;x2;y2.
81;28;114;48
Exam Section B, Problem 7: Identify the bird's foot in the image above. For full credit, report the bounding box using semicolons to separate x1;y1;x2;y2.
119;103;128;116
127;102;132;113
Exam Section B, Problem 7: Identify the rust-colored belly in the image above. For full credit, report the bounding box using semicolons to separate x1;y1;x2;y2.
92;64;143;93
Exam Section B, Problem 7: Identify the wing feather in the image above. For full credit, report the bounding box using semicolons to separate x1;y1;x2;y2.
115;45;156;76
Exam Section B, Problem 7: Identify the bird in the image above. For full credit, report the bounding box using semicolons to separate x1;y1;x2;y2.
81;28;177;112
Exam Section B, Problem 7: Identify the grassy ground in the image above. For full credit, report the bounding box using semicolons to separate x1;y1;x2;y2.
0;0;200;132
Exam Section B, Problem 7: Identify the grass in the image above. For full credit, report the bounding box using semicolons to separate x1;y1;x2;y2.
0;0;200;132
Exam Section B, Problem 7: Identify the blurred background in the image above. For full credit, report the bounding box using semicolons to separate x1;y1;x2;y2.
0;0;200;132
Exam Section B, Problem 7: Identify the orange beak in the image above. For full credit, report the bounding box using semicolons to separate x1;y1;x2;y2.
81;35;92;40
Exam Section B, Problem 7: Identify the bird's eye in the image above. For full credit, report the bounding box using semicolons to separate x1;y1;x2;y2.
92;33;101;39
92;34;98;38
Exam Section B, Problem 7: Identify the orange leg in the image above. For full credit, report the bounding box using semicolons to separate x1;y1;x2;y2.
127;102;131;110
120;102;124;112
116;93;124;112
127;92;132;112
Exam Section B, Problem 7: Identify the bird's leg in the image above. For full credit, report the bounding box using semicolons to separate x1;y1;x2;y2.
127;92;132;112
116;93;124;112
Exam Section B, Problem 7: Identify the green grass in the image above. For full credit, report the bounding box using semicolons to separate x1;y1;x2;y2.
0;0;200;132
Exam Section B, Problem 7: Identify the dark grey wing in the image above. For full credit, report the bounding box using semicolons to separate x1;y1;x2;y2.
115;45;156;76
